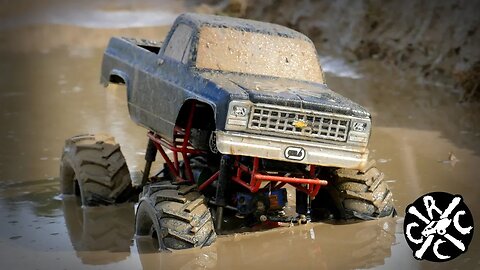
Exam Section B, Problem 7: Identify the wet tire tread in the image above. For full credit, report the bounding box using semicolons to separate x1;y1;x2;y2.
332;165;394;219
136;181;216;250
60;134;135;206
154;193;188;204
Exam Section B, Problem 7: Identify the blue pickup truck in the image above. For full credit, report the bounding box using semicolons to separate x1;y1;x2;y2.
61;13;394;251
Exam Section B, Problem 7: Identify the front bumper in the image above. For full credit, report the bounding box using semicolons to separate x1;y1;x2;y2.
216;131;369;169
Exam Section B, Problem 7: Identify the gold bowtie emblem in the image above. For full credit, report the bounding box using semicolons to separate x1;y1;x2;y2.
292;120;309;129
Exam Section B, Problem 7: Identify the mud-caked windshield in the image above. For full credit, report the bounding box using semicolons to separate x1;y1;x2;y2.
196;27;324;84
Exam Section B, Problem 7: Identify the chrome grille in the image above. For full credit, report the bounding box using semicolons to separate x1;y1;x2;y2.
248;106;349;142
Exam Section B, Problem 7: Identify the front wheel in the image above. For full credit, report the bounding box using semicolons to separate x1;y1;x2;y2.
312;163;395;220
135;181;216;250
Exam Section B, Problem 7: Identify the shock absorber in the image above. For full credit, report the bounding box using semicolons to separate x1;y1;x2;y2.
296;188;309;216
141;139;157;186
215;155;230;231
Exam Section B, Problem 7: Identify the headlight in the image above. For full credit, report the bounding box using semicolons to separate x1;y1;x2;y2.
348;120;371;145
225;101;251;130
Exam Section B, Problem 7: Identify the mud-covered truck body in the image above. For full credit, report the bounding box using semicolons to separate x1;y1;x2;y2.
101;13;372;170
60;13;393;251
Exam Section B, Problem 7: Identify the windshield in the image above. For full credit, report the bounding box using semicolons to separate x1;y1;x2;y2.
196;27;324;84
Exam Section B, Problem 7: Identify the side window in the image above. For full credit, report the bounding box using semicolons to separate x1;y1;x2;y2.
163;24;193;63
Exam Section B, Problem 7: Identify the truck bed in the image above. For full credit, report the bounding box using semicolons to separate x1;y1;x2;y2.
101;36;173;139
120;37;163;54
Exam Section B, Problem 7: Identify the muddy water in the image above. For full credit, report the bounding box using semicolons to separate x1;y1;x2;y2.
1;2;480;270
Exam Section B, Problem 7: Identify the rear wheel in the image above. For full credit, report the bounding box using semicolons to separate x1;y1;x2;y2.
135;181;216;250
60;134;136;206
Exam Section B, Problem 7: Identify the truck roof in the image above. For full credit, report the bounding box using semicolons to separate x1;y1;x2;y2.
175;13;310;41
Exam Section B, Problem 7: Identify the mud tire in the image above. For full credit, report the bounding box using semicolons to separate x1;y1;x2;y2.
135;181;216;250
327;165;395;219
60;134;135;206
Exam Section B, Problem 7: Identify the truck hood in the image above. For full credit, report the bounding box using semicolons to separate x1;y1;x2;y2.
200;72;370;118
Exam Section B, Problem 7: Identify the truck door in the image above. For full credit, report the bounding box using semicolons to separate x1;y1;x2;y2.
137;24;194;141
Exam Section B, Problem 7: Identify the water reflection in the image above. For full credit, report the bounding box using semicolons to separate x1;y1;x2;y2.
0;178;395;270
135;218;396;270
57;184;396;269
62;197;135;265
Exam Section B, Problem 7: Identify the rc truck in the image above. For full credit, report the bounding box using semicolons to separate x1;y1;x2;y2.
60;13;394;250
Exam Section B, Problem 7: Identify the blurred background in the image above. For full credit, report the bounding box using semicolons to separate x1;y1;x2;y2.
0;0;479;269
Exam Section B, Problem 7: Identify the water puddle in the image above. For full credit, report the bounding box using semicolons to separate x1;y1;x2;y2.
0;0;183;30
0;2;479;269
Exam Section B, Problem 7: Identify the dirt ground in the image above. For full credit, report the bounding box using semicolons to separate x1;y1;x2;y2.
0;1;479;269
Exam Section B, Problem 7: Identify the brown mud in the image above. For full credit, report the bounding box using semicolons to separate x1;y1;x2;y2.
0;1;479;269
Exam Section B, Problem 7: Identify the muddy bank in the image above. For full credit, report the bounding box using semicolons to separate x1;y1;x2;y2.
0;1;479;269
207;0;480;101
3;0;479;100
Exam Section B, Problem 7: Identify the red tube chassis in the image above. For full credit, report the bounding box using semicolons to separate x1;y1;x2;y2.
146;102;328;198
